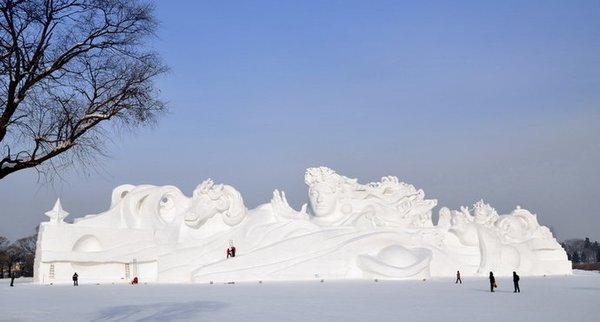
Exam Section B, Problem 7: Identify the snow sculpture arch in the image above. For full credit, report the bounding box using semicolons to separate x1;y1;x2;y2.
34;167;571;284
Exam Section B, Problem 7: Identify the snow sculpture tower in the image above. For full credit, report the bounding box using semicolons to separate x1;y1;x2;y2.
44;199;69;223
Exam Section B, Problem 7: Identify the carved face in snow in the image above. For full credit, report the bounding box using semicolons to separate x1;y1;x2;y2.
308;182;338;217
497;216;528;240
496;209;546;242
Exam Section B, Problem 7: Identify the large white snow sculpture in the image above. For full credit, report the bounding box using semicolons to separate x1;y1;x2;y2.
34;167;571;284
304;167;436;228
436;200;569;276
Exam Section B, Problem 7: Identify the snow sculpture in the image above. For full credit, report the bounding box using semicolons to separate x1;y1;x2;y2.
305;167;436;228
437;200;571;275
34;167;571;284
185;179;247;229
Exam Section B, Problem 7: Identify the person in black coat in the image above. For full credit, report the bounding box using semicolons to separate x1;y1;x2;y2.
10;272;15;287
489;271;496;292
72;272;79;286
513;271;520;293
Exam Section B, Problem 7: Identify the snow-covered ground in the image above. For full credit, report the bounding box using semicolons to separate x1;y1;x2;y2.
1;271;598;322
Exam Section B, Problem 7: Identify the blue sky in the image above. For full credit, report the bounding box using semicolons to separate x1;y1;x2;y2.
1;0;599;242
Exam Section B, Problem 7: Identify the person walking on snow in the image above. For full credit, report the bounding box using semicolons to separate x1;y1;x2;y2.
72;272;79;286
513;271;520;293
489;272;496;292
455;270;462;284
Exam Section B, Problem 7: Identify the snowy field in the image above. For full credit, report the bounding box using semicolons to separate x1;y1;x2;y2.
1;271;598;322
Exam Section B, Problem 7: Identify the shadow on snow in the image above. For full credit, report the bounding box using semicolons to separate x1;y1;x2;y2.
91;301;228;322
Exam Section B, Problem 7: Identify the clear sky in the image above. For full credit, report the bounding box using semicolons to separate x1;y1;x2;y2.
1;0;599;242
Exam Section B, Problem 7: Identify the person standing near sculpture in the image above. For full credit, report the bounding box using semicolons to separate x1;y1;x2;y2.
455;270;462;284
489;272;496;292
9;272;15;287
513;271;520;293
72;272;79;286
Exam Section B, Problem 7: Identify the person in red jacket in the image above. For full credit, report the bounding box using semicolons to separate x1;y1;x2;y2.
227;245;235;258
227;246;236;258
226;240;237;258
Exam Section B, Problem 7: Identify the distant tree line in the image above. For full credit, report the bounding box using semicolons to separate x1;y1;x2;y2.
561;237;600;264
0;228;37;278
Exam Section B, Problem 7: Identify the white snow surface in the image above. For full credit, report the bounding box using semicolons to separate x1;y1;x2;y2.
2;271;597;322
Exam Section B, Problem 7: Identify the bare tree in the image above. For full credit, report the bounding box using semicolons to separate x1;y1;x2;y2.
0;0;167;180
0;235;9;277
13;233;37;276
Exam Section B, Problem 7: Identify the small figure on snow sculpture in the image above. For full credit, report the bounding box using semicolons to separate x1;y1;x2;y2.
513;271;520;293
72;272;79;286
227;240;236;258
489;272;496;292
227;247;236;258
455;270;462;284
